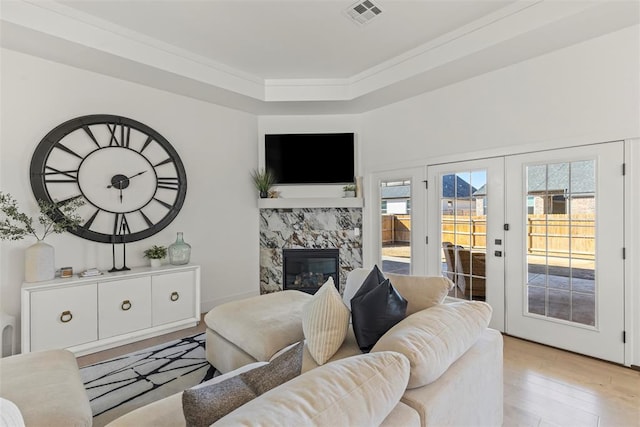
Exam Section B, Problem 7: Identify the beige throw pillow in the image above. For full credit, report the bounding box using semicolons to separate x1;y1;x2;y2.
302;277;350;365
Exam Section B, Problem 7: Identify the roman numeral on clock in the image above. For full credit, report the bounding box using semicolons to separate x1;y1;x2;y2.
107;123;131;148
154;158;174;167
138;209;154;228
51;141;83;159
113;213;131;236
83;126;101;148
42;166;78;183
157;177;180;190
84;209;100;229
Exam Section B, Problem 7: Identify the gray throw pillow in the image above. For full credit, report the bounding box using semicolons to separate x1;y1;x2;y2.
240;340;303;394
182;341;303;427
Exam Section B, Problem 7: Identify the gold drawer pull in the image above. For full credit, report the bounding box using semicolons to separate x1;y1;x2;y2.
60;311;73;323
170;291;179;302
121;300;132;311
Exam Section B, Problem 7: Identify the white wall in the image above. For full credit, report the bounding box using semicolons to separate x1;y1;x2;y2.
0;49;260;352
361;25;639;171
360;26;640;365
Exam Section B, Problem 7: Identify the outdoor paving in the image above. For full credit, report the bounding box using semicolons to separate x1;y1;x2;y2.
381;256;595;326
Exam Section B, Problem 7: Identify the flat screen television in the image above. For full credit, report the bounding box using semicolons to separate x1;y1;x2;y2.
265;133;355;184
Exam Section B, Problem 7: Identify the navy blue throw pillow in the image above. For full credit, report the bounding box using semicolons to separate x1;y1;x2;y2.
351;272;408;353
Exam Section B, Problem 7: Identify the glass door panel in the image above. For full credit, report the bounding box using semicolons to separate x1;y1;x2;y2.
380;179;411;275
525;161;596;326
428;157;504;331
441;171;487;301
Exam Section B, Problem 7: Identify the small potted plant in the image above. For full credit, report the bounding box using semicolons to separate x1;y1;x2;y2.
343;184;356;198
143;245;167;268
251;168;276;198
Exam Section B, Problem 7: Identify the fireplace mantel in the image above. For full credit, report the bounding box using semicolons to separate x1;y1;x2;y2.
258;197;363;209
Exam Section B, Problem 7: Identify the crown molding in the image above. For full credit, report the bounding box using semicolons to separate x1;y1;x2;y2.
1;0;637;114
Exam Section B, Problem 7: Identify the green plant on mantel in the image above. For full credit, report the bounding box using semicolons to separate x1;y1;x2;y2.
143;245;168;259
0;192;84;241
343;184;356;192
251;168;276;196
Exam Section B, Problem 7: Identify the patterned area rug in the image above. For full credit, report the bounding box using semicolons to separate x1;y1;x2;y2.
80;333;216;427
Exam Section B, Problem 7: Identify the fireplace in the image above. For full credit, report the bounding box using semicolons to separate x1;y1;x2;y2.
283;248;339;294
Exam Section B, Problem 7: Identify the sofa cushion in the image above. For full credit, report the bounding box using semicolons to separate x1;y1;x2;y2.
351;275;408;352
342;268;373;310
371;301;492;389
302;278;350;365
182;341;303;426
213;351;410;426
343;268;452;315
0;349;92;427
385;273;453;315
204;290;311;362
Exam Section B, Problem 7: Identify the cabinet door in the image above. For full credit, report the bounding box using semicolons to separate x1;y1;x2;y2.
30;284;97;351
152;270;196;326
98;277;152;339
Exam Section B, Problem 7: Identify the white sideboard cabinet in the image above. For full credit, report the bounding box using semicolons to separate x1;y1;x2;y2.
21;264;200;356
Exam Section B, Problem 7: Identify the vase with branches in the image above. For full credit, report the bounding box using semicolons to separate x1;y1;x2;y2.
0;192;84;241
0;192;84;282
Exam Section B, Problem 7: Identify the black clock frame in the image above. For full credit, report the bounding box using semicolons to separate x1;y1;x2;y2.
30;114;187;243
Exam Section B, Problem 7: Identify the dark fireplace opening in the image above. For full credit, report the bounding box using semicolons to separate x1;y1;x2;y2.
283;248;339;294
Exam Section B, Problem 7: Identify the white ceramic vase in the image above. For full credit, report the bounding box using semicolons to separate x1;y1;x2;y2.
24;241;55;282
150;258;163;268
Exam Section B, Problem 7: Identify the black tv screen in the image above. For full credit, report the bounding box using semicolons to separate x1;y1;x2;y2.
265;133;355;184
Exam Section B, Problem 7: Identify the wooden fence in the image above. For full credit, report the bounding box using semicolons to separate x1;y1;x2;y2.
382;214;411;244
441;215;486;249
527;214;595;259
383;213;595;259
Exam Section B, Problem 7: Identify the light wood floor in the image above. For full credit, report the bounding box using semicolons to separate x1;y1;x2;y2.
77;324;640;426
76;315;207;368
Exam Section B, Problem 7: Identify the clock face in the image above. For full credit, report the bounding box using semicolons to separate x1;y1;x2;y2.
30;115;187;243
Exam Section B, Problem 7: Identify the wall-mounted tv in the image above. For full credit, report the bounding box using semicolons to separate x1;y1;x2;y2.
265;133;355;184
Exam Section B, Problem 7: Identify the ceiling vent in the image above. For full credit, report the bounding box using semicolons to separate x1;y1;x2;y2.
344;0;383;26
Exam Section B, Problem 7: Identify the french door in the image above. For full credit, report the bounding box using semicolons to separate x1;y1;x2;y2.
505;142;625;363
427;158;505;331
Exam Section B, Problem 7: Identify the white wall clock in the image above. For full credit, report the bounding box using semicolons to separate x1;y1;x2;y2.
30;114;187;243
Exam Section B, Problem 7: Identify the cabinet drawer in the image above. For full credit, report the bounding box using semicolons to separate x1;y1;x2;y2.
30;284;97;351
98;277;152;339
152;270;196;326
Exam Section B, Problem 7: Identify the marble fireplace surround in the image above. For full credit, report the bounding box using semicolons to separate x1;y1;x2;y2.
259;207;363;294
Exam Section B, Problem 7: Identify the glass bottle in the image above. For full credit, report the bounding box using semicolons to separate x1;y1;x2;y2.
169;232;191;265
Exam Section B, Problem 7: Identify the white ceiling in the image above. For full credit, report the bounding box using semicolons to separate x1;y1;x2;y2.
1;0;639;114
58;0;514;80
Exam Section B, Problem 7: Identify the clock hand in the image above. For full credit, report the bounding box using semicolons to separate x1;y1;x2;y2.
127;170;148;180
107;170;148;189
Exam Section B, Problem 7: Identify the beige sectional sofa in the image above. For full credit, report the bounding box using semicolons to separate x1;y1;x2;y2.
109;268;504;426
0;348;93;427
